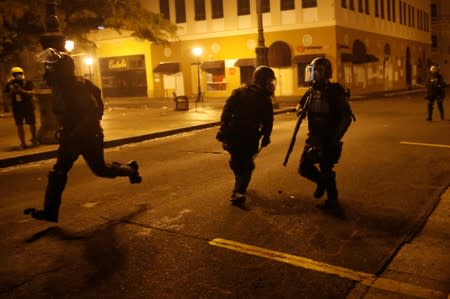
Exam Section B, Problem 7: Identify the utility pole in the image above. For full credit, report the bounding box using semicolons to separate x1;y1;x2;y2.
255;0;268;66
37;0;65;144
40;0;65;51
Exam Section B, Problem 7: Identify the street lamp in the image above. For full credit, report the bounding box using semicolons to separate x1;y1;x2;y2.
64;40;74;53
192;47;203;97
84;56;94;81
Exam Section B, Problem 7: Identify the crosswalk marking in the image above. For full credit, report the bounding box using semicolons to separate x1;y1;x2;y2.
400;141;450;149
209;238;445;299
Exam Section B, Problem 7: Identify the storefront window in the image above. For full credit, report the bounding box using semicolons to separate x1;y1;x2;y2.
201;60;226;91
99;55;147;97
205;70;226;91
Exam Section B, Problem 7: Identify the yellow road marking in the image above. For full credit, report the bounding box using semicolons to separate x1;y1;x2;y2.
400;141;450;149
209;238;445;299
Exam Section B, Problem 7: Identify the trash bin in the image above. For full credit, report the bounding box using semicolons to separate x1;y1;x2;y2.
174;95;189;111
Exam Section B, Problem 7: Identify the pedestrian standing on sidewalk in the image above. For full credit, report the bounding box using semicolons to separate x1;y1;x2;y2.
297;57;353;209
3;67;39;149
24;48;142;223
216;66;275;205
425;65;446;121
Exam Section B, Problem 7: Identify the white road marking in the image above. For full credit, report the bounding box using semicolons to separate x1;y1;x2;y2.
400;141;450;149
82;202;100;208
209;238;445;299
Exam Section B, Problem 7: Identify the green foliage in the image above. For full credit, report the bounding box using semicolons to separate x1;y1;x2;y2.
60;0;178;44
0;0;178;81
0;1;45;66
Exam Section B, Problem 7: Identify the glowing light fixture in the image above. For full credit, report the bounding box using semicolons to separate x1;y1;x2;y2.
64;40;74;52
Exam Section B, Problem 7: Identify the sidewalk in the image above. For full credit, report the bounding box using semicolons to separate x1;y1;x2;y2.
347;187;450;299
0;88;426;168
0;96;296;168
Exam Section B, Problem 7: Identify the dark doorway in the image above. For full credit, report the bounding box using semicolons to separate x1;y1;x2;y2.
239;66;254;85
405;47;412;87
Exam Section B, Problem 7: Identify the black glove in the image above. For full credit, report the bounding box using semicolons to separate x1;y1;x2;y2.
261;135;270;147
55;127;64;142
216;131;224;142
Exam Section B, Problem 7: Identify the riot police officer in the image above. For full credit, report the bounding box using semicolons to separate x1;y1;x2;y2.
25;48;142;222
217;66;275;205
3;67;38;148
297;57;353;209
425;65;446;121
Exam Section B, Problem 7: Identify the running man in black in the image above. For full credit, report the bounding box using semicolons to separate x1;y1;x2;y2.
25;48;142;222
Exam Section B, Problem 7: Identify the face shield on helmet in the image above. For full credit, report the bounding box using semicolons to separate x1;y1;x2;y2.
35;48;75;85
305;57;332;84
35;48;63;64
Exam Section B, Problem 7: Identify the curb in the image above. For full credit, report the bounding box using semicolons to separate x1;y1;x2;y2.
0;108;294;168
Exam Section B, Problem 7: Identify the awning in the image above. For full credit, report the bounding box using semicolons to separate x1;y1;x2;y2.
234;58;256;67
153;62;180;74
201;60;225;71
292;54;325;64
341;53;379;64
341;53;353;63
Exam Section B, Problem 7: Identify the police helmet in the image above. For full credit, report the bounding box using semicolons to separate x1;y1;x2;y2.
10;66;24;79
305;57;332;83
252;66;276;95
252;66;276;85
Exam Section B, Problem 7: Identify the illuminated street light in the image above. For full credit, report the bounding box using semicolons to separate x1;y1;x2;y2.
84;56;94;81
64;40;74;52
192;47;203;97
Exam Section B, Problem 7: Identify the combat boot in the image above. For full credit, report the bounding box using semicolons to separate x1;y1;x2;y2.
230;191;246;206
24;208;58;222
317;172;339;210
24;171;67;222
313;182;326;198
127;160;142;184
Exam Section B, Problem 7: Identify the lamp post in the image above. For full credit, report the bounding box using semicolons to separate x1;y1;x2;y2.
84;56;94;81
255;0;268;66
40;0;65;51
192;47;203;97
37;0;65;144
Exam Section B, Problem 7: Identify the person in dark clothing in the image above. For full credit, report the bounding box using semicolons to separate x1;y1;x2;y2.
216;66;275;205
24;48;142;223
297;57;353;209
3;67;38;149
425;65;446;121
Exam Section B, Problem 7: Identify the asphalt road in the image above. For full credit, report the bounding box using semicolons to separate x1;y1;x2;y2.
0;95;449;298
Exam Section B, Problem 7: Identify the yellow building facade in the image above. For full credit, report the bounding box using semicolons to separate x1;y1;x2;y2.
90;0;431;98
431;0;450;80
